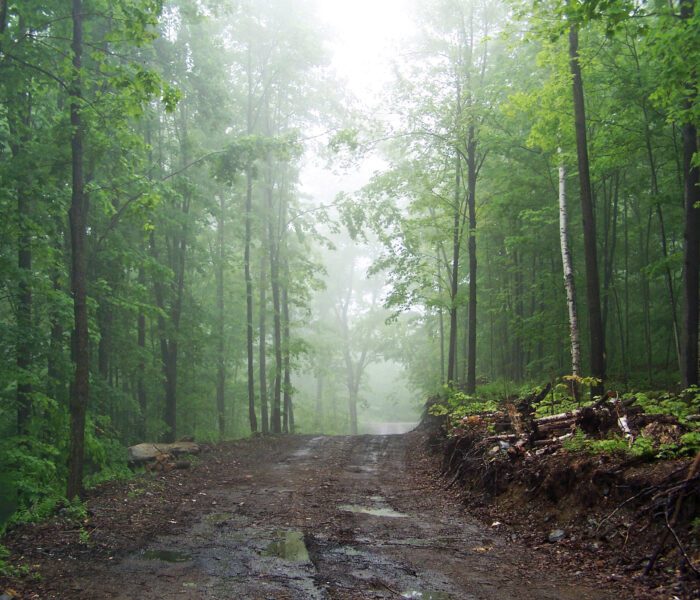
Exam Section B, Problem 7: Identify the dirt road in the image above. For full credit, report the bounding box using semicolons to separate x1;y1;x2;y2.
25;434;617;599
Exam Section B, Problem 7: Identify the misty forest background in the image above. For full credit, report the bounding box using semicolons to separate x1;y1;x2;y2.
0;0;699;519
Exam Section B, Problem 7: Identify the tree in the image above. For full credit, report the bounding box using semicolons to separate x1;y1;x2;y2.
568;21;606;393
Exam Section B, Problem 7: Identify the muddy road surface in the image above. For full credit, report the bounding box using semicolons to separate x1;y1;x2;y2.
44;434;615;599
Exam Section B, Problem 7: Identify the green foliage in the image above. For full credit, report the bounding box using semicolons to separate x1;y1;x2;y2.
627;387;700;423
0;542;32;578
678;432;700;456
564;428;699;459
429;386;499;429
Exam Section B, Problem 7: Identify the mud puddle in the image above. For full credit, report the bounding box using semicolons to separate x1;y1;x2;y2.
25;434;619;599
263;530;310;561
338;504;407;518
141;549;192;562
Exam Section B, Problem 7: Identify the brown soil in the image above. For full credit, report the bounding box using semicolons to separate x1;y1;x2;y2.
438;428;700;600
0;433;689;599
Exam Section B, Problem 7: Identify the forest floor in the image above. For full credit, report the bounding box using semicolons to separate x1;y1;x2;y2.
0;432;685;599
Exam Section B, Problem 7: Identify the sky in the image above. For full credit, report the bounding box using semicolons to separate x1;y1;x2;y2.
315;0;415;100
299;0;416;205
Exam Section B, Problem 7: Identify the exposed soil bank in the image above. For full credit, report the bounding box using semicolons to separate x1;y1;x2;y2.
0;433;628;599
435;427;699;599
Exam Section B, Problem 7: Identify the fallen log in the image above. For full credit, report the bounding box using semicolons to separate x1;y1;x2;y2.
128;441;200;465
534;409;582;425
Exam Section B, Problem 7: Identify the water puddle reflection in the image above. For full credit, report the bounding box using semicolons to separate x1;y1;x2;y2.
338;504;407;518
141;549;192;563
263;530;310;562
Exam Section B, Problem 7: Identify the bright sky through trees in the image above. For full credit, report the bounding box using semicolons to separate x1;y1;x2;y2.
315;0;415;100
302;0;415;209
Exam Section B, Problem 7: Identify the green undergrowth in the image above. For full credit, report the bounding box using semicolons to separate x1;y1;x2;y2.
563;429;700;459
0;415;134;536
429;381;700;459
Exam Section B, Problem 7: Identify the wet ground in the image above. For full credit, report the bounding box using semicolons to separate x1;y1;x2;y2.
60;433;614;599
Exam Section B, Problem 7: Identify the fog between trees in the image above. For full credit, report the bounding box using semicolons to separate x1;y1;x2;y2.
0;0;698;507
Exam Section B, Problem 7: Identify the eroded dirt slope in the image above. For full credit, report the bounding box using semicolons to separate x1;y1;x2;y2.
2;433;620;599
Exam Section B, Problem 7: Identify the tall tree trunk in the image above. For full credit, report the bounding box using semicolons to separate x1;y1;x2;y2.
163;181;189;442
282;261;293;434
137;268;147;441
244;167;258;432
601;174;619;335
436;247;446;384
680;0;699;387
216;194;226;440
681;121;699;386
269;227;282;434
347;384;358;435
568;24;605;393
67;0;88;499
447;154;461;384
258;248;269;434
558;160;582;381
513;249;524;382
314;373;324;431
466;124;478;394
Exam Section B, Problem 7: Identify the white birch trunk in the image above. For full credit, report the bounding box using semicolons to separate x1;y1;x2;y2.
558;155;581;376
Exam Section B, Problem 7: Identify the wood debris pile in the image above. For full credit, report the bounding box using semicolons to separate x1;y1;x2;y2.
446;383;691;461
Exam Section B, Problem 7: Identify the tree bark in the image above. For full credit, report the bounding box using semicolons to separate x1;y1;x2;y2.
681;121;699;386
244;167;258;433
216;193;226;440
137;268;147;441
680;0;699;388
67;0;88;500
282;258;293;434
447;154;461;384
568;24;606;393
558;159;581;380
436;246;446;384
269;210;282;434
258;248;269;434
466;124;478;394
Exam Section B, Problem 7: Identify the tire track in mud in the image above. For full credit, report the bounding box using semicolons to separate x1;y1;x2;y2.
67;434;615;599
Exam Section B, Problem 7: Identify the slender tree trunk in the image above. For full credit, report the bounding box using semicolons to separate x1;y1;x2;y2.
258;248;269;434
568;24;605;393
244;42;258;433
681;121;699;386
680;0;699;387
137;268;147;440
639;208;654;384
558;160;582;384
244;167;257;433
348;385;358;435
513;249;524;382
436;247;446;384
268;197;282;434
216;194;226;440
163;192;189;442
269;250;282;433
447;155;461;384
466;125;478;393
623;195;630;384
67;0;88;499
601;174;619;335
282;262;293;434
314;374;324;431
